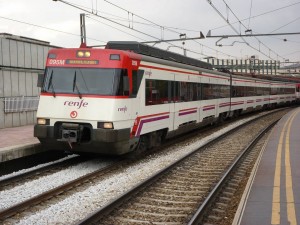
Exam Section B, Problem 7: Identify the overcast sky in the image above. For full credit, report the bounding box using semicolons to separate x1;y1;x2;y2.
0;0;299;63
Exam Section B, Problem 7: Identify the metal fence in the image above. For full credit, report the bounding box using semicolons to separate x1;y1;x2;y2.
3;96;39;113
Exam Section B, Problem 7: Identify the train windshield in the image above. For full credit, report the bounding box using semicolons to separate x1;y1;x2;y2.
42;67;129;96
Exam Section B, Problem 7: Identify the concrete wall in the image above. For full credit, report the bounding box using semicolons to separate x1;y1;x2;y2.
0;34;54;128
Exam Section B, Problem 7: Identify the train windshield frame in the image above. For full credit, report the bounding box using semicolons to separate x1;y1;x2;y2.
42;67;129;96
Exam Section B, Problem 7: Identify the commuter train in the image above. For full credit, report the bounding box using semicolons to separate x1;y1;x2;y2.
34;42;296;155
296;83;300;102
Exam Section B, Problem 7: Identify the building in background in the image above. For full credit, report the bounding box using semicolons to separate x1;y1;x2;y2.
0;33;55;128
207;55;279;75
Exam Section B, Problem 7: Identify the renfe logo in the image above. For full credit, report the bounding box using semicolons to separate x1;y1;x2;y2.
64;99;88;109
118;106;127;113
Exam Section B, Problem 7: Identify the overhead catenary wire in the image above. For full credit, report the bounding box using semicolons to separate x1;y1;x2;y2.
207;0;286;61
270;16;300;34
247;0;253;30
103;0;239;59
210;1;300;32
0;15;107;44
103;0;183;37
54;0;239;59
209;1;300;59
86;15;148;42
0;0;230;59
221;0;285;60
47;0;237;59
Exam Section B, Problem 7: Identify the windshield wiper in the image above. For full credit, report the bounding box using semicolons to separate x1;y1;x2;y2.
48;70;56;98
73;71;82;99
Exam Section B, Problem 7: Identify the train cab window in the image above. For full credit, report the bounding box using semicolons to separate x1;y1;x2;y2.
43;67;129;96
115;69;129;96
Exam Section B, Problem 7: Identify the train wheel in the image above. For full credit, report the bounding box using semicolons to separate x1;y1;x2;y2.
125;135;149;159
136;135;149;152
233;110;240;118
218;113;227;123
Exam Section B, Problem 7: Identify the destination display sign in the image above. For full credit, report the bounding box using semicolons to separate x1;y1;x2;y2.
66;59;99;65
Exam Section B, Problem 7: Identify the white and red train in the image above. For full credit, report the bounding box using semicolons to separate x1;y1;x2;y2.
34;42;296;155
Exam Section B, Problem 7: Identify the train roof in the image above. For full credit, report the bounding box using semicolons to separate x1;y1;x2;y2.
105;41;213;70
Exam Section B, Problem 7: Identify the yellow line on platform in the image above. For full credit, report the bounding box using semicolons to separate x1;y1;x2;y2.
271;109;298;224
271;116;286;224
285;111;297;225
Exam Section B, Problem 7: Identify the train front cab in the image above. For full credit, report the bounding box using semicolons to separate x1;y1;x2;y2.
34;48;143;155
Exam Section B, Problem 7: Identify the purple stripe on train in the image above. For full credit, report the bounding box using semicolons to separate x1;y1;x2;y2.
219;102;230;108
203;106;215;111
136;115;170;136
179;110;197;116
231;101;244;106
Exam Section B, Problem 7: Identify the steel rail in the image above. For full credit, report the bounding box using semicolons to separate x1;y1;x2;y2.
0;155;84;188
187;119;278;224
76;109;284;225
0;159;123;220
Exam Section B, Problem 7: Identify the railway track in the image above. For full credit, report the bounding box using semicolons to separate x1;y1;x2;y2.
0;158;123;222
0;155;84;189
0;109;290;224
188;121;275;225
76;111;284;225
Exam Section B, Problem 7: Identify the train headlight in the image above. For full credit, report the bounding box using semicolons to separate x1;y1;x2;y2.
77;50;91;58
97;122;114;129
77;51;84;57
37;118;50;125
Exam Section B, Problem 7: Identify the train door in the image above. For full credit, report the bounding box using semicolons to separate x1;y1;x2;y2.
130;69;144;119
170;74;176;131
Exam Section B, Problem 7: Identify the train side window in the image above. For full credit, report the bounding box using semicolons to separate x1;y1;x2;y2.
145;79;154;105
271;87;277;95
247;86;256;96
145;79;169;105
257;87;263;96
212;84;220;98
232;86;244;97
116;69;129;96
232;86;237;97
219;85;230;98
197;83;202;100
172;81;180;102
203;83;213;100
131;70;144;97
168;81;173;103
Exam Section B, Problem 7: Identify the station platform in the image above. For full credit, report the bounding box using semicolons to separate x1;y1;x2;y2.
0;125;42;162
234;107;300;225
